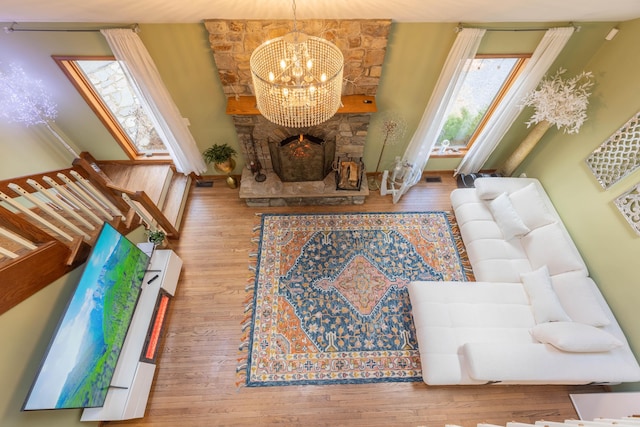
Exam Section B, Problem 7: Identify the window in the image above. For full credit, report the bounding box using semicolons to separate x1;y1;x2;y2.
54;56;169;160
432;55;529;157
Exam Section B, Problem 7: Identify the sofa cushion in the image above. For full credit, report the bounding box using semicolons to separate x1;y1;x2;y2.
530;322;623;353
463;342;640;384
521;223;586;276
459;220;503;241
474;177;534;200
453;201;494;227
521;266;570;323
551;272;611;327
464;239;530;283
509;183;557;230
409;280;640;385
488;193;531;240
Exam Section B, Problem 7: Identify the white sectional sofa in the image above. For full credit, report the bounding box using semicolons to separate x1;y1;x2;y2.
408;177;640;385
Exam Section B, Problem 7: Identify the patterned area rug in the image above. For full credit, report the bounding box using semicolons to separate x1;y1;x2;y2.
239;212;472;386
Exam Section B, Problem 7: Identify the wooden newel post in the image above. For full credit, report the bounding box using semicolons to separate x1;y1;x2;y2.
498;120;552;177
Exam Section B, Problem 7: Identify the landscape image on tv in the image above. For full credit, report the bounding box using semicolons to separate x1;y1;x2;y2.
23;223;150;410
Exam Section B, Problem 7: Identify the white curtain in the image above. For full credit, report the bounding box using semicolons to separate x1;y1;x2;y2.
455;27;575;176
392;28;485;203
101;29;207;175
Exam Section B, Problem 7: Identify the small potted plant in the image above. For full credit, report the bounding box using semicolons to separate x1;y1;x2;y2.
147;229;166;247
203;143;237;173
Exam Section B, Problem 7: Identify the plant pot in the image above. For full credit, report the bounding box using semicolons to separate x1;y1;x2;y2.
213;158;236;174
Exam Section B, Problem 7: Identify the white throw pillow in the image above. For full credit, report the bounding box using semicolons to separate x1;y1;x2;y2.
521;266;571;323
551;273;611;327
521;223;585;276
531;322;623;352
475;178;506;200
508;183;556;230
488;193;531;240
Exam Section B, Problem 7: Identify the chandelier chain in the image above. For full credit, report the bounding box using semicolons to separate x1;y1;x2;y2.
292;0;298;33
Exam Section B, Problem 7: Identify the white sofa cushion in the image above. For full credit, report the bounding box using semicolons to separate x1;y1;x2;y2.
409;280;640;385
464;239;530;283
408;281;536;385
474;177;534;200
488;193;531;240
521;266;570;323
521;223;586;276
463;342;640;384
509;182;557;230
551;272;611;327
530;322;623;352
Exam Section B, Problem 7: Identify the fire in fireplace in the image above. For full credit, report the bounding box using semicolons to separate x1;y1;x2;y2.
269;134;336;182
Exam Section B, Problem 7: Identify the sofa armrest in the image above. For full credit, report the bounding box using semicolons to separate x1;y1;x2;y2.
463;342;640;384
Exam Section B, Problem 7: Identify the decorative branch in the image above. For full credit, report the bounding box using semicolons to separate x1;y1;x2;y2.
374;113;406;172
521;68;594;134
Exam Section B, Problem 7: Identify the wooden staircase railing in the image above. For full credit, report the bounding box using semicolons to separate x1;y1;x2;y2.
73;152;180;238
0;154;181;315
0;201;91;315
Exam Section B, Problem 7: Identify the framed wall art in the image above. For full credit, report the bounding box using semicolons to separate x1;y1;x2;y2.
586;110;640;189
614;182;640;236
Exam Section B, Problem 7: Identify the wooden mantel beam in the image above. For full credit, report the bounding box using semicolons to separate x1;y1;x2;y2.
226;95;377;116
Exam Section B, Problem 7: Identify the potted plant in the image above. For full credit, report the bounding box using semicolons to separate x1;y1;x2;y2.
203;143;237;173
147;229;166;247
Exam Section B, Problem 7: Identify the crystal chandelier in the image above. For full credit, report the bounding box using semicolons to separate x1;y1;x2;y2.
250;0;344;128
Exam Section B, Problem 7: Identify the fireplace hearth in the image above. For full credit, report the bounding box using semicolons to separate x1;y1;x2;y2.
235;112;371;206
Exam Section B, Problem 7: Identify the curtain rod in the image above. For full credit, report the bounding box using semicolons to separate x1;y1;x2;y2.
456;23;581;33
3;22;139;33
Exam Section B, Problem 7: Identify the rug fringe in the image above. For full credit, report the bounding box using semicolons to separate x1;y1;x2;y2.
236;214;262;388
446;211;475;281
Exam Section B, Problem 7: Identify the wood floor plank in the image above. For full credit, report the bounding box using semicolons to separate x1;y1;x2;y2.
105;173;606;427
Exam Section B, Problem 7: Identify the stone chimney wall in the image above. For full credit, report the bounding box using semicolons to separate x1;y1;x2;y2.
204;19;392;98
203;19;391;175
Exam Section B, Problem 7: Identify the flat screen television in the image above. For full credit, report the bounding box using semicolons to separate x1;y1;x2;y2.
22;222;151;411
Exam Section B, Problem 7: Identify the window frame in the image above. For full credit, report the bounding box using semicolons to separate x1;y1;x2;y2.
54;55;172;162
432;53;531;158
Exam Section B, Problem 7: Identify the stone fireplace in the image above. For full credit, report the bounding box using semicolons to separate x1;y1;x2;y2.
270;134;334;182
204;19;392;206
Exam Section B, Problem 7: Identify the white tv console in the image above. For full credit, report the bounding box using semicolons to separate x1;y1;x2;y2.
81;249;182;422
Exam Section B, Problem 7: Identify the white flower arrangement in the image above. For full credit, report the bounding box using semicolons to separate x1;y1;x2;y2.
521;68;595;134
0;63;58;126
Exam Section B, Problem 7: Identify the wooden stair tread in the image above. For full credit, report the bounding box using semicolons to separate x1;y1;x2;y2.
162;174;191;229
99;164;173;205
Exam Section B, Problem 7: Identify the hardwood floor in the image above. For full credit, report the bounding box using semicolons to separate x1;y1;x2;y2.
107;173;605;427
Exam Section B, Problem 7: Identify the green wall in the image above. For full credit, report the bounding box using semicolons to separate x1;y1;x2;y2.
521;18;640;391
0;269;94;427
0;227;146;427
365;22;613;173
0;22;126;168
1;21;639;423
0;21;614;178
485;22;615;169
137;24;239;175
